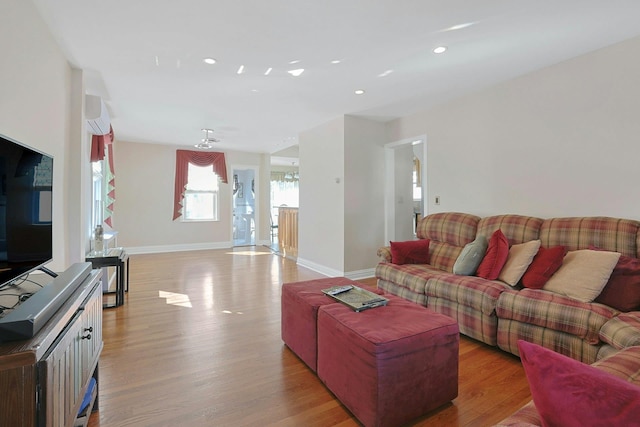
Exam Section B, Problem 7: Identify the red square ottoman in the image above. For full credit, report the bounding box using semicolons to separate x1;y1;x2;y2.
281;277;355;372
317;295;459;427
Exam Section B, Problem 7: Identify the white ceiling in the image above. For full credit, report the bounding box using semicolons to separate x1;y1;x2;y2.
31;0;640;154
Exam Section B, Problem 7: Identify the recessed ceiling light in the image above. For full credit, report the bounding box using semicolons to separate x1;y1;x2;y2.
289;60;300;64
203;57;217;65
354;89;365;95
378;69;393;77
154;55;159;66
433;46;447;54
287;69;304;77
264;67;273;76
443;22;475;32
331;60;341;64
237;65;245;74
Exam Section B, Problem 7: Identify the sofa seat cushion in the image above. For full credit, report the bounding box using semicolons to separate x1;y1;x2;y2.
425;274;512;315
496;288;618;344
376;263;451;296
599;312;640;350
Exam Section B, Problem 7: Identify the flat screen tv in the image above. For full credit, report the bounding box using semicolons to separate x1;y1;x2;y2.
0;133;53;288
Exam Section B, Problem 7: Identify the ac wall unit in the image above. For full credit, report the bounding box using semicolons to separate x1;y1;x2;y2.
85;95;111;135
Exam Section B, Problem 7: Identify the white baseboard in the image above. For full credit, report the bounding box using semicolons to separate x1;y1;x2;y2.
295;258;376;280
296;257;342;277
344;268;376;280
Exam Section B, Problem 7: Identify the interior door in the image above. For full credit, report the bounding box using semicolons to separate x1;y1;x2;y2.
384;137;426;242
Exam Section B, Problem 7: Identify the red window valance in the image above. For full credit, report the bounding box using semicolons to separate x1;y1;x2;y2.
90;126;114;162
90;126;117;227
173;149;228;220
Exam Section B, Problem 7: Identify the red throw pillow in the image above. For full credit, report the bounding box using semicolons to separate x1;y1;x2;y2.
389;239;430;265
476;229;509;280
594;253;640;312
518;340;640;427
521;246;567;289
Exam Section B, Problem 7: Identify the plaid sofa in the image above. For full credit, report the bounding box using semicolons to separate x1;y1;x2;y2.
376;212;640;364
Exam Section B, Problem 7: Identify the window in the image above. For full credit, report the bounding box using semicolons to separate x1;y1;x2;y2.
92;159;104;227
182;163;220;221
90;129;116;228
412;160;422;201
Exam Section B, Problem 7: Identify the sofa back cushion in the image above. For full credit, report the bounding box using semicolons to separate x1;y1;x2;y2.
417;212;480;272
477;215;543;245
539;217;640;259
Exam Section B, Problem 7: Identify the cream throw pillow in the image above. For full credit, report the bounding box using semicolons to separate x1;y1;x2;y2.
543;249;621;302
498;240;541;286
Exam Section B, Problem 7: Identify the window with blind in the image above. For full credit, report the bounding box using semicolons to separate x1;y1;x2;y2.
182;163;220;221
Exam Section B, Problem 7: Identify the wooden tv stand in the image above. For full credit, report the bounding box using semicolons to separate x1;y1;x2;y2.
0;264;103;427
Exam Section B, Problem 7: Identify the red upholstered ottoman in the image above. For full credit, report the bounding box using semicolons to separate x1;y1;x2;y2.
317;296;459;427
281;277;355;372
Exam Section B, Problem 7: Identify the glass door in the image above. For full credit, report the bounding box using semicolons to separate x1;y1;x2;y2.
232;168;256;246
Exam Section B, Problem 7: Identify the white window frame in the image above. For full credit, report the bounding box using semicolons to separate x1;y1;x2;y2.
181;163;220;222
91;159;105;227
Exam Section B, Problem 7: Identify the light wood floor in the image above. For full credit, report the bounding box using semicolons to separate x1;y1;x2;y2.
88;247;531;427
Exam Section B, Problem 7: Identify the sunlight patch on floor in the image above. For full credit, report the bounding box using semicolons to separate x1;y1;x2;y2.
222;310;244;315
159;290;193;308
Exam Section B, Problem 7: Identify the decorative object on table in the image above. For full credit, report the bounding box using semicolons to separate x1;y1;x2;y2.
94;224;104;252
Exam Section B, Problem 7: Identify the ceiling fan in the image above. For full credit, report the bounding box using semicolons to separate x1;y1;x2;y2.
195;128;220;149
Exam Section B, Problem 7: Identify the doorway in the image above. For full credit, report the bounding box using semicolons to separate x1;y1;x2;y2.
232;167;257;246
384;136;427;242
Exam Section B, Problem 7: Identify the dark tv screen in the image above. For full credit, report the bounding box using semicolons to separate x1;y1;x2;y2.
0;133;53;288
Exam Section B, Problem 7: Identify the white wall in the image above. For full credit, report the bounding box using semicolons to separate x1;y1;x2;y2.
298;117;345;274
0;0;79;272
113;140;266;252
343;116;386;273
298;116;386;277
257;153;271;245
387;35;640;221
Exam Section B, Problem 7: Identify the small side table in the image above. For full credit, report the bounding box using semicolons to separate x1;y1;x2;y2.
85;247;129;308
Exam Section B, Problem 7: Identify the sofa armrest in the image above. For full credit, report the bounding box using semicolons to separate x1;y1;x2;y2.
599;311;640;350
377;246;392;263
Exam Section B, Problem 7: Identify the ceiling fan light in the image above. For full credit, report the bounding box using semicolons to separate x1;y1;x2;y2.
196;128;220;149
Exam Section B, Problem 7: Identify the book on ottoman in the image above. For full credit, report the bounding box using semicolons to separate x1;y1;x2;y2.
322;284;388;312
